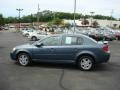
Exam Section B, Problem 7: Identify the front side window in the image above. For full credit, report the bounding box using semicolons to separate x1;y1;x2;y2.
41;36;61;46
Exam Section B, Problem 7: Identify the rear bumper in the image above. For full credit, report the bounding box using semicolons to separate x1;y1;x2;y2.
103;53;110;63
96;53;110;63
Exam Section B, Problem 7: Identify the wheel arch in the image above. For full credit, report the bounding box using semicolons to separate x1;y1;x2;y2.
75;51;96;64
32;36;37;38
31;36;37;40
16;50;32;60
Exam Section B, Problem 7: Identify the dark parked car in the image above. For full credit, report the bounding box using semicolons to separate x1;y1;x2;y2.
10;34;110;71
89;34;104;41
0;27;3;31
104;34;116;41
115;33;120;40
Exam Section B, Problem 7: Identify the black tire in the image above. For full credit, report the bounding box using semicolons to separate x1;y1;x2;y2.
17;53;31;66
32;36;37;41
25;33;29;37
110;38;113;41
77;55;95;71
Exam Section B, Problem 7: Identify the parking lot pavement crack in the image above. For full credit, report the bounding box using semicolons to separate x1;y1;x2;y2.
59;68;68;90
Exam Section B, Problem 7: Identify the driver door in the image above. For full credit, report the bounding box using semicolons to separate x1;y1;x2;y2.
33;36;62;61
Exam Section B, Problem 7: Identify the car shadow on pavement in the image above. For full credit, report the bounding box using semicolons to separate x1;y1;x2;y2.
31;62;78;70
13;61;117;72
15;61;116;71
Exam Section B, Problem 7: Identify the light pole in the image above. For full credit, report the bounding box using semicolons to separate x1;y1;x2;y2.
16;8;23;30
110;9;114;27
37;4;40;29
90;12;95;26
73;0;76;33
31;14;34;28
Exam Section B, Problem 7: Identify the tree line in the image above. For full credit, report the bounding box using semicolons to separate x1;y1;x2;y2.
0;10;118;26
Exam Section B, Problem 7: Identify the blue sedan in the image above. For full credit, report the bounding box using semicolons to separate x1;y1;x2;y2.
10;34;110;71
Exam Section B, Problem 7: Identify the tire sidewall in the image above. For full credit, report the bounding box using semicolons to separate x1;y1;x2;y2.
17;53;31;66
32;36;37;41
77;56;95;71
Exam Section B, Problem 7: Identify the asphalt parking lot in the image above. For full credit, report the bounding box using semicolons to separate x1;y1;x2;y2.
0;30;120;90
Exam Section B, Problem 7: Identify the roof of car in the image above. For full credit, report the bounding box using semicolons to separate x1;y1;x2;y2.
50;33;89;38
52;33;97;43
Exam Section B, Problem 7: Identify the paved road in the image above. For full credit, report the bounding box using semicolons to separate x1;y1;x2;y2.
0;30;120;90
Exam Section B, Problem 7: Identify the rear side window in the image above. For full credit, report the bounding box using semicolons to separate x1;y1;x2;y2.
62;36;83;45
77;37;83;45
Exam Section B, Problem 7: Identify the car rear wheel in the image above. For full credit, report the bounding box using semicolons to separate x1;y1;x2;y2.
32;36;37;41
77;56;95;71
17;53;31;66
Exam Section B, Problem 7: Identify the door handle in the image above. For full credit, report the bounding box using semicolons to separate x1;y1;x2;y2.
50;48;54;51
75;48;78;51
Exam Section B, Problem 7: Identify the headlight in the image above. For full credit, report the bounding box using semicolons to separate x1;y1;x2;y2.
12;48;16;52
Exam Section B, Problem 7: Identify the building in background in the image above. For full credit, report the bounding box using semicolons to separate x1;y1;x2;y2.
64;19;120;28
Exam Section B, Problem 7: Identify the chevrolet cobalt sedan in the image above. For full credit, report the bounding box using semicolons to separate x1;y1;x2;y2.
10;34;110;71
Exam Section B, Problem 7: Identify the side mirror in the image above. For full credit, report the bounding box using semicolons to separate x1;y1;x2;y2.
36;43;44;47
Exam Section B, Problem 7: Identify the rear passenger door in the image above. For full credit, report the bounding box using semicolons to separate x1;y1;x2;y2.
56;35;83;61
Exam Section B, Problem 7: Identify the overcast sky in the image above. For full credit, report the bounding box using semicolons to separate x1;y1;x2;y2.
0;0;120;18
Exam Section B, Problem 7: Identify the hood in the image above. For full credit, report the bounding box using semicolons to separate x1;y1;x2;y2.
15;43;36;49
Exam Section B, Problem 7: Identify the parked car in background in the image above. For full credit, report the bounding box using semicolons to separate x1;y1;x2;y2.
89;33;104;41
10;34;110;71
0;27;3;31
4;26;9;30
104;33;116;41
115;33;120;40
28;31;48;41
22;29;38;37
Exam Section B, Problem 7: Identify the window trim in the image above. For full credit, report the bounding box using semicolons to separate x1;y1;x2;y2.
62;35;84;46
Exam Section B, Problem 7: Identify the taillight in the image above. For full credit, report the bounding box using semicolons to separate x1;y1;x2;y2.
102;44;110;53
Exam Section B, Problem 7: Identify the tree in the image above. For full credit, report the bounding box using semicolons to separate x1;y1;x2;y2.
0;14;4;26
1;10;118;24
52;18;63;26
61;22;71;29
93;15;116;20
81;19;89;25
4;17;18;24
92;21;99;28
47;21;53;27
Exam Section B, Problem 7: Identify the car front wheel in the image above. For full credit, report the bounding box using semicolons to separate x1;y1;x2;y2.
17;53;31;66
77;56;95;71
32;36;37;41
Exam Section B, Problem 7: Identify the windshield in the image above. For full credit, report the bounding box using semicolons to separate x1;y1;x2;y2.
32;36;49;45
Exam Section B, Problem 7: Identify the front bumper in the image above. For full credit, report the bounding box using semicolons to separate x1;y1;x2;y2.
10;52;17;61
28;36;31;39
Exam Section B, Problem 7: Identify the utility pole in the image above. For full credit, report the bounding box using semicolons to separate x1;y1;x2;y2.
31;14;34;28
110;9;114;27
16;8;23;30
37;4;40;29
73;0;76;33
90;12;95;26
